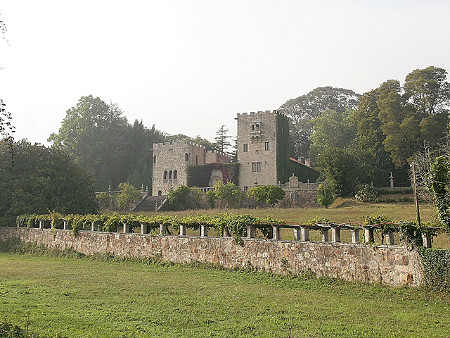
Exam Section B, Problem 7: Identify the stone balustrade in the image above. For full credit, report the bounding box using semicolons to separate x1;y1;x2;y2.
21;218;440;249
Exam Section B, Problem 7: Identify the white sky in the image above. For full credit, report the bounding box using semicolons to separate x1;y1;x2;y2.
1;0;450;145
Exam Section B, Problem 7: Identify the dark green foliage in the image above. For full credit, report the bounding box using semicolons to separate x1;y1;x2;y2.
0;141;97;226
96;192;113;210
186;163;240;187
419;248;450;292
168;186;204;211
317;180;337;208
276;113;291;184
316;147;362;196
49;96;165;191
247;186;286;206
279;86;360;159
430;156;450;233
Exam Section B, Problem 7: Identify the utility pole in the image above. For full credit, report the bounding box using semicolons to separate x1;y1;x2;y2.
411;161;421;227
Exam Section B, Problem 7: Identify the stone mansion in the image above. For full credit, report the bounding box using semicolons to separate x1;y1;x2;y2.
152;110;319;196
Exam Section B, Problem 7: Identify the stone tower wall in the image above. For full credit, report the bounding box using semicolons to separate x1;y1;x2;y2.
152;141;206;196
237;110;279;189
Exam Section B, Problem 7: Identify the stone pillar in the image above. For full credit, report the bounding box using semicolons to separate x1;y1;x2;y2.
300;227;310;241
247;224;255;238
160;224;167;236
223;226;230;237
91;222;96;232
293;227;301;240
351;229;360;243
179;225;186;236
321;229;329;242
272;226;281;240
141;223;148;234
364;228;374;243
123;223;129;233
200;224;208;237
384;232;394;245
39;220;44;229
331;227;341;242
63;221;68;230
422;233;432;248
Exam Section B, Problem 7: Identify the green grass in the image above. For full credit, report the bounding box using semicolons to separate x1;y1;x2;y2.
0;252;449;337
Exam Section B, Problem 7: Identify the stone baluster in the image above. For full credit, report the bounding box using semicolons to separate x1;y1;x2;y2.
179;225;186;236
331;227;341;242
247;224;255;238
422;233;432;248
321;229;329;242
364;227;374;243
293;227;301;240
123;223;129;233
63;221;68;230
351;229;360;243
300;227;310;241
223;226;230;237
272;225;281;240
384;232;394;245
39;220;44;229
200;224;208;237
160;223;167;236
91;222;96;232
141;223;148;234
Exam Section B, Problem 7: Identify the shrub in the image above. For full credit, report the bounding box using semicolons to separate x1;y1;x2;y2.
317;180;337;208
96;192;113;210
355;184;377;202
116;182;141;210
168;186;205;211
247;185;286;207
213;181;244;208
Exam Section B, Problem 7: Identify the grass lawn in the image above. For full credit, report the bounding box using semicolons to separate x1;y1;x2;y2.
0;253;449;337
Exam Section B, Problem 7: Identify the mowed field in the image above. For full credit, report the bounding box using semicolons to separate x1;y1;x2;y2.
0;253;449;337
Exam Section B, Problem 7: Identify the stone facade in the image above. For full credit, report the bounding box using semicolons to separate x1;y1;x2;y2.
237;111;281;189
152;141;231;196
0;227;424;287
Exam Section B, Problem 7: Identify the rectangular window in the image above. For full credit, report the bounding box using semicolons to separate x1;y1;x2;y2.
243;144;248;152
264;142;270;151
252;162;261;172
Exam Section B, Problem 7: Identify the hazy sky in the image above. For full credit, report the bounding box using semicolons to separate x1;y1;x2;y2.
1;0;449;144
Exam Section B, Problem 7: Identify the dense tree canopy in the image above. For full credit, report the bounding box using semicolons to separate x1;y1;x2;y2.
0;140;97;226
279;86;360;159
49;95;165;190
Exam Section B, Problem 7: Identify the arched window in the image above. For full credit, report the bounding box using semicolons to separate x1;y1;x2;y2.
173;170;178;179
158;190;162;196
169;170;172;179
163;171;168;180
185;153;189;161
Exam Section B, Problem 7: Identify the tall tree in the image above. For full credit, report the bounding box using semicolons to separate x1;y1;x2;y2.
49;95;132;190
0;140;97;226
309;109;356;162
214;125;232;154
404;66;450;116
279;86;360;159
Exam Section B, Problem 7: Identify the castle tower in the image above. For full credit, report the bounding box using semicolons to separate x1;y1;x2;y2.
152;141;207;196
236;110;290;189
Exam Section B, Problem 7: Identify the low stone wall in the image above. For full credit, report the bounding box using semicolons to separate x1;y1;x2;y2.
0;227;424;287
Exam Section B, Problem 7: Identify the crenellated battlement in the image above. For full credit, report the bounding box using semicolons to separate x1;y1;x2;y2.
153;140;207;150
236;109;284;119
